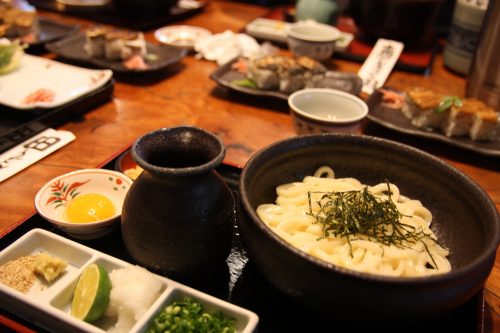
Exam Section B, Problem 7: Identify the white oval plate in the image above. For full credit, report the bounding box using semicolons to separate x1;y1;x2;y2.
155;25;212;49
0;54;112;110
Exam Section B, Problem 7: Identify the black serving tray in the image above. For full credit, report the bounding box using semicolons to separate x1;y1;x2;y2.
366;89;500;157
28;0;206;31
0;78;114;154
0;150;486;333
26;18;80;54
210;57;363;101
46;33;187;74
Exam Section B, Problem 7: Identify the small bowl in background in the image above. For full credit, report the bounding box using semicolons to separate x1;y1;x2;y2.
288;88;368;134
35;169;132;240
286;21;341;62
155;25;212;50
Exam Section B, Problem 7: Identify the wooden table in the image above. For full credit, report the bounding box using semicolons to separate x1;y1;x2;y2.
0;0;498;331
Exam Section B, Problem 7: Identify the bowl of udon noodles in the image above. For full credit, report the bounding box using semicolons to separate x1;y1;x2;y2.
238;133;499;322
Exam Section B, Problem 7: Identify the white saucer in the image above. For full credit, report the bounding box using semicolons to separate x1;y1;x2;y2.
155;25;212;50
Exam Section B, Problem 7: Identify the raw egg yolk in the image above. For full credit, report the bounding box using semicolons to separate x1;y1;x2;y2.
65;193;116;223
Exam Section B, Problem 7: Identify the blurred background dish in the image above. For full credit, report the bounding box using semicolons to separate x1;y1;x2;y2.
34;169;132;239
349;0;446;43
56;0;110;6
288;88;368;134
112;0;178;18
155;25;211;50
238;133;499;321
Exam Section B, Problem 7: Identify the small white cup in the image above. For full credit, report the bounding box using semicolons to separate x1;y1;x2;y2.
286;21;341;62
288;88;368;134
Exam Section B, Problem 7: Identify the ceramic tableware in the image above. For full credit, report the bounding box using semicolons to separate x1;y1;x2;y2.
288;88;368;134
238;133;500;321
121;126;234;279
34;169;132;239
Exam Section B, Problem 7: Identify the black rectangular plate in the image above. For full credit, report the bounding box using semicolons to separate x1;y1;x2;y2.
28;0;205;31
46;34;187;74
366;89;500;157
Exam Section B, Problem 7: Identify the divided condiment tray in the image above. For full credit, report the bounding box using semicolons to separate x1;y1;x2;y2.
0;228;259;333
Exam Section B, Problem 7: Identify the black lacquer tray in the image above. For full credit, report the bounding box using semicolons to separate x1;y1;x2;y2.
28;0;206;31
366;89;500;157
0;149;486;333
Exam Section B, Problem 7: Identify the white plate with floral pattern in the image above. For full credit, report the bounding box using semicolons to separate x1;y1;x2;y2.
0;54;112;110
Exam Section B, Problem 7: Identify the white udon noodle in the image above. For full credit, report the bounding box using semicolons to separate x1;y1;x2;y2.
256;167;451;277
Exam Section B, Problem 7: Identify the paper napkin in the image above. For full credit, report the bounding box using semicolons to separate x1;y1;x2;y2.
0;129;75;182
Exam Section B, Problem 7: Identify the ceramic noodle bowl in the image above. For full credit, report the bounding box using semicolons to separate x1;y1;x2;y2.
121;126;234;279
238;133;500;322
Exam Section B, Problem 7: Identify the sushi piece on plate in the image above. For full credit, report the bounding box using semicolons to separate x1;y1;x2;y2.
442;98;483;137
402;87;447;129
469;108;500;141
84;26;107;58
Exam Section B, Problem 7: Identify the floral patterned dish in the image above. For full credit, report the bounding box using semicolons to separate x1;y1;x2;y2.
34;169;132;239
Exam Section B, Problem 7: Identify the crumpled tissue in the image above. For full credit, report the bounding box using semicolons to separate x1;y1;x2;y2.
194;30;262;65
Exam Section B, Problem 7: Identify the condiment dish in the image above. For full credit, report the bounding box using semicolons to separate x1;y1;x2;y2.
288;88;368;134
286;21;341;61
34;169;132;240
0;228;259;333
238;133;500;322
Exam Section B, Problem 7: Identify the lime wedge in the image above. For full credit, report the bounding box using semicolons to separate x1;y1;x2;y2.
71;263;111;323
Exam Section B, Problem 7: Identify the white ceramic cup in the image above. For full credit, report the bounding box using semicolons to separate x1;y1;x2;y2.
286;21;341;62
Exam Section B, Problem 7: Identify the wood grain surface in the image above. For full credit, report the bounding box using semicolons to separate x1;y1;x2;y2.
0;0;498;330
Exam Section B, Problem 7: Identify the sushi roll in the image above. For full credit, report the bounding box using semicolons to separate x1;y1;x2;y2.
469;108;499;141
121;31;146;60
13;10;39;40
442;98;483;137
402;87;447;129
2;8;18;38
247;55;281;90
104;30;129;61
85;26;107;58
278;57;305;94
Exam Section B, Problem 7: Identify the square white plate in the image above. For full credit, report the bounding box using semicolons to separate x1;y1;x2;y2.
0;229;259;333
0;54;112;110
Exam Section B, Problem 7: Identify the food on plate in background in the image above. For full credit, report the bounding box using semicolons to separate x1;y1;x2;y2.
257;166;451;277
33;252;68;283
0;2;39;42
84;26;149;69
232;55;358;94
146;297;236;333
71;263;111;323
400;87;500;141
0;38;23;74
64;193;116;223
105;265;163;333
22;88;55;104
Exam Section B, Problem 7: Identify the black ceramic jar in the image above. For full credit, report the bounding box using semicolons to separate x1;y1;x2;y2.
121;126;234;279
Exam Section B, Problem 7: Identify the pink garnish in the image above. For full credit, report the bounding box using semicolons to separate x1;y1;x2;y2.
231;57;248;74
20;33;37;44
22;89;55;105
379;88;405;109
123;54;148;70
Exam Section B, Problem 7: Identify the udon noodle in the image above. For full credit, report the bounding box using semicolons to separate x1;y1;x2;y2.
256;167;451;277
